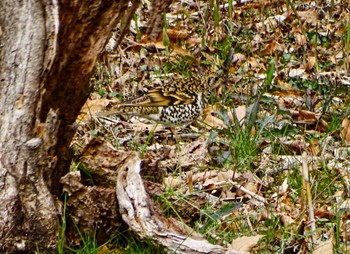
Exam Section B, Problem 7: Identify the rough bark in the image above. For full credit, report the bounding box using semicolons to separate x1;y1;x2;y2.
146;0;173;41
0;0;137;252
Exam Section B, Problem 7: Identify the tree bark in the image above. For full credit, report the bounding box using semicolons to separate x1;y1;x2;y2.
0;0;137;252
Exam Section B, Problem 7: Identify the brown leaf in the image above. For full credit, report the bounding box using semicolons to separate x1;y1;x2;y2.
203;104;226;128
312;239;333;254
262;40;283;55
235;105;247;123
305;56;316;71
203;113;225;128
186;36;202;45
281;139;306;154
230;235;263;252
171;43;192;57
167;28;191;41
294;32;308;46
298;10;320;25
233;53;246;64
132;121;164;133
202;171;237;190
294;110;320;123
143;40;167;50
78;97;113;122
341;118;350;145
280;214;294;226
98;245;110;254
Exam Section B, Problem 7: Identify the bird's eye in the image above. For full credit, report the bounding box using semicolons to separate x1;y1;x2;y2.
212;76;220;83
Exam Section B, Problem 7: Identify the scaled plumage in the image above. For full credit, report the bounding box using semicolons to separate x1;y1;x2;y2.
98;76;221;124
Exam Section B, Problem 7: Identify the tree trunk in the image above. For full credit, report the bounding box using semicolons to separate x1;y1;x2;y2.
0;0;137;252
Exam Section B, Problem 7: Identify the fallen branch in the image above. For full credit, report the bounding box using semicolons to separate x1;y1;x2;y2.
116;152;249;254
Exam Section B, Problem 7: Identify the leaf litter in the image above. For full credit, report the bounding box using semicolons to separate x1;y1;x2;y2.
66;0;350;252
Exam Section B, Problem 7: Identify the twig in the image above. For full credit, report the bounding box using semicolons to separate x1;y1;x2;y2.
245;210;256;235
301;152;317;245
229;180;267;203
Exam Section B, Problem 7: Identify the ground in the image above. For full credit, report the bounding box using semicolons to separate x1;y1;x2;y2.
66;1;350;253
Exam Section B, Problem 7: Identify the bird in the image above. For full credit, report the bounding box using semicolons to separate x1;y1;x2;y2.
97;75;222;125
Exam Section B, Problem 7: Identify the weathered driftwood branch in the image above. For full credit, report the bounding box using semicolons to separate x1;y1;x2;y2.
116;152;249;254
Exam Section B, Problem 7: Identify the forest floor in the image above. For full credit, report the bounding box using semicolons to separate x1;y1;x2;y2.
68;0;350;253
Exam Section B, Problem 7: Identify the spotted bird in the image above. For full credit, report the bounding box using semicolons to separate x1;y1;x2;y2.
97;76;222;125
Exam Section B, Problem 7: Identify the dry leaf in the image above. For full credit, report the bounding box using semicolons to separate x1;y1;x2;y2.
98;245;110;254
78;97;112;122
230;235;263;252
289;68;305;77
167;28;191;41
203;171;235;188
141;40;167;50
298;10;319;25
341;118;350;145
203;113;225;128
235;105;247;123
305;56;316;71
280;214;294;226
132;120;164;133
262;40;283;55
171;43;192;57
233;53;246;63
294;32;308;46
312;239;333;254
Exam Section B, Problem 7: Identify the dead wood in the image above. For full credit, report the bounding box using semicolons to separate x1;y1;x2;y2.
116;152;249;254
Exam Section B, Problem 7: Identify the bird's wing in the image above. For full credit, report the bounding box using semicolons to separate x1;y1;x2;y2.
122;87;195;107
160;77;200;105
